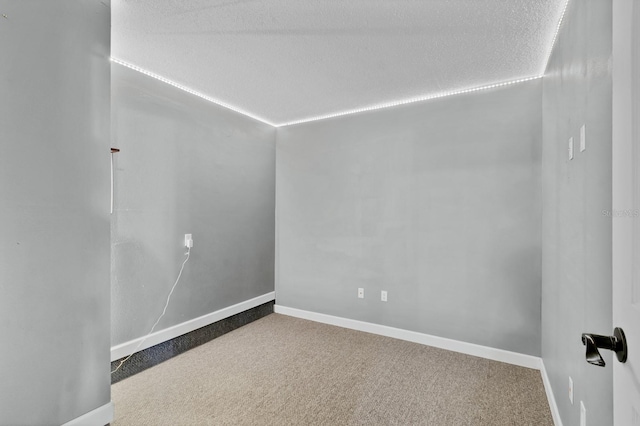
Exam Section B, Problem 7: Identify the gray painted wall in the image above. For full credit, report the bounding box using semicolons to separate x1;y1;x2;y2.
276;81;543;356
111;65;276;347
541;1;613;425
0;1;111;425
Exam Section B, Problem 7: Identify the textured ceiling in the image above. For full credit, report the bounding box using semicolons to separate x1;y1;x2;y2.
112;0;566;126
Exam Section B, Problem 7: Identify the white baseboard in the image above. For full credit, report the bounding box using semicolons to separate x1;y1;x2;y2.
540;361;563;426
111;292;275;361
274;305;542;370
62;402;113;426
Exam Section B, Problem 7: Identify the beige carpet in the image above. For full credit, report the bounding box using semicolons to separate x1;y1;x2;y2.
112;314;553;425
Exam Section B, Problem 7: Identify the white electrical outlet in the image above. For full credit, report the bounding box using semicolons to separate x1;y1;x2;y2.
569;137;574;160
580;401;586;426
358;288;364;299
580;124;586;152
381;291;387;302
184;234;193;248
569;376;574;404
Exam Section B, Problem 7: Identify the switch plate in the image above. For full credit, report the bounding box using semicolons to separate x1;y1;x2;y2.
185;234;193;248
569;376;574;404
358;288;364;299
580;124;586;152
580;401;586;426
569;137;574;160
381;291;387;302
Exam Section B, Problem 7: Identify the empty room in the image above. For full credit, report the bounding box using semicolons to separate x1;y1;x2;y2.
1;0;639;425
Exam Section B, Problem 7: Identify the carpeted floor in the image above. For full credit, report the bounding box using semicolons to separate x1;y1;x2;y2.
112;314;553;425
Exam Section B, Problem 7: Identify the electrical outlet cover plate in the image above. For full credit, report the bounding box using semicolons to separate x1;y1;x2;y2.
185;234;193;248
569;376;574;404
569;137;574;160
381;291;388;302
358;288;364;299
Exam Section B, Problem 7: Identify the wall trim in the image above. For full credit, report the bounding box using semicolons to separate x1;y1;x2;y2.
540;360;563;426
62;402;113;426
274;305;542;370
112;292;275;361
